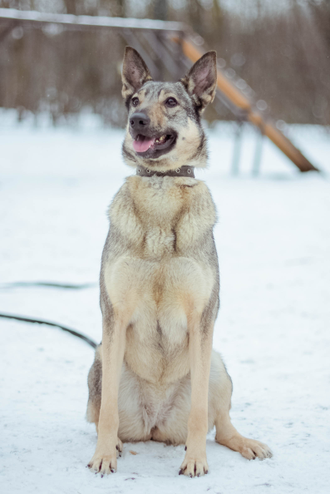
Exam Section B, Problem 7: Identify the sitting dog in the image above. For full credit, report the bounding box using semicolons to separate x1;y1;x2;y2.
86;47;272;477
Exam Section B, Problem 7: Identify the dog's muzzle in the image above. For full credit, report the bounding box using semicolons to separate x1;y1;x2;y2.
129;112;150;137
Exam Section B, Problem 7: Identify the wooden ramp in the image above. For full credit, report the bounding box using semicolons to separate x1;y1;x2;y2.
175;37;318;173
0;8;319;173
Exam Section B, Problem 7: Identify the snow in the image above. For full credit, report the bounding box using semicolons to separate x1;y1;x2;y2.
0;114;329;493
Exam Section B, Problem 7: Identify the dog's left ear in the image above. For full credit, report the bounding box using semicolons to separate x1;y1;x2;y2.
181;51;217;112
122;47;153;101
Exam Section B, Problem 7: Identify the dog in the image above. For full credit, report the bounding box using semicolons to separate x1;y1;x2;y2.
86;46;272;478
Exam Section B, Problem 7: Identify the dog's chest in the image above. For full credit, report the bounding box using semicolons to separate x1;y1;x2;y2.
105;176;215;382
109;176;197;260
107;254;213;383
125;318;189;384
133;178;184;257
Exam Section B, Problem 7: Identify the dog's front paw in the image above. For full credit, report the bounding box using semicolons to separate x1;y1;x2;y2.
87;438;123;476
179;453;209;478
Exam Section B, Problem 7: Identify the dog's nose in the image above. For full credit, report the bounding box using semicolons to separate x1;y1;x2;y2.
130;112;150;131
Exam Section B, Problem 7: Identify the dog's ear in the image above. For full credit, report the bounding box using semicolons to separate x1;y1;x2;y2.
180;51;217;112
122;47;153;101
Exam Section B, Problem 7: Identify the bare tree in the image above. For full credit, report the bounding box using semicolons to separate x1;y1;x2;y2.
0;0;329;125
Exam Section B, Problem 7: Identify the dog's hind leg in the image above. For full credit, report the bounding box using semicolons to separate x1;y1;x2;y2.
212;352;272;460
86;344;102;434
87;344;155;444
215;412;272;460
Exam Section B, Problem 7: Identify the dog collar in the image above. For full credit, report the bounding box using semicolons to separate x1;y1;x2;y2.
136;165;195;178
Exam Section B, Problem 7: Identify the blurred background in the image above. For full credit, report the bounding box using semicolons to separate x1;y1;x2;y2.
1;2;330;492
0;0;329;127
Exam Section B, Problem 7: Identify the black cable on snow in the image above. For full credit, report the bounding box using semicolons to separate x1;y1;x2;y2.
0;313;98;349
0;281;96;290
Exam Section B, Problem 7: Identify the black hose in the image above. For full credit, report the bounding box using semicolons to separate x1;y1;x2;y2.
0;281;96;290
0;312;98;349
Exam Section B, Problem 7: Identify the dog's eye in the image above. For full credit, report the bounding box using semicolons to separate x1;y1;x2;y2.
165;97;178;108
132;97;139;107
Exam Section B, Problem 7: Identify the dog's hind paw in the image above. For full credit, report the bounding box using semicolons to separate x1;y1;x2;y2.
219;435;272;461
239;438;273;460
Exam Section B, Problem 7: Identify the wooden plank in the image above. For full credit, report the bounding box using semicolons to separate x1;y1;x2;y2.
177;37;319;172
0;8;320;172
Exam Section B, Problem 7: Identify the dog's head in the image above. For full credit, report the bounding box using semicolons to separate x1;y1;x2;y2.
121;47;217;171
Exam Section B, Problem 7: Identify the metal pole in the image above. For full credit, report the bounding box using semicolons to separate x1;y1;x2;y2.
121;29;160;80
252;125;264;176
231;120;244;175
0;22;16;43
153;0;167;80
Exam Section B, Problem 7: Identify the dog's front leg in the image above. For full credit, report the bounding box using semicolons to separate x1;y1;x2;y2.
88;315;126;475
180;316;213;477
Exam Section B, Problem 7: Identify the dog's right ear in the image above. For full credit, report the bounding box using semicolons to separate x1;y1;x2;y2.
122;47;153;101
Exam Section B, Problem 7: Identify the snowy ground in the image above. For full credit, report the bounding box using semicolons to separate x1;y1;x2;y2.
0;114;329;493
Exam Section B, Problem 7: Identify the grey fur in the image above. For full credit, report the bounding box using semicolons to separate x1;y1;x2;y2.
86;47;272;478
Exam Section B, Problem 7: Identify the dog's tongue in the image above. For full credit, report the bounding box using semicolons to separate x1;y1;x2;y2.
133;136;155;153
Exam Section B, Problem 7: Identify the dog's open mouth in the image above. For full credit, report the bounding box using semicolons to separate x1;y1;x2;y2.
132;133;177;157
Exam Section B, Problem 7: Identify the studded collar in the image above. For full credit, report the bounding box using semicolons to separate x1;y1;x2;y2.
136;165;195;178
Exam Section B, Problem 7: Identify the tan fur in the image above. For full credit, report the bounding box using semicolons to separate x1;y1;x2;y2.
86;48;272;478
